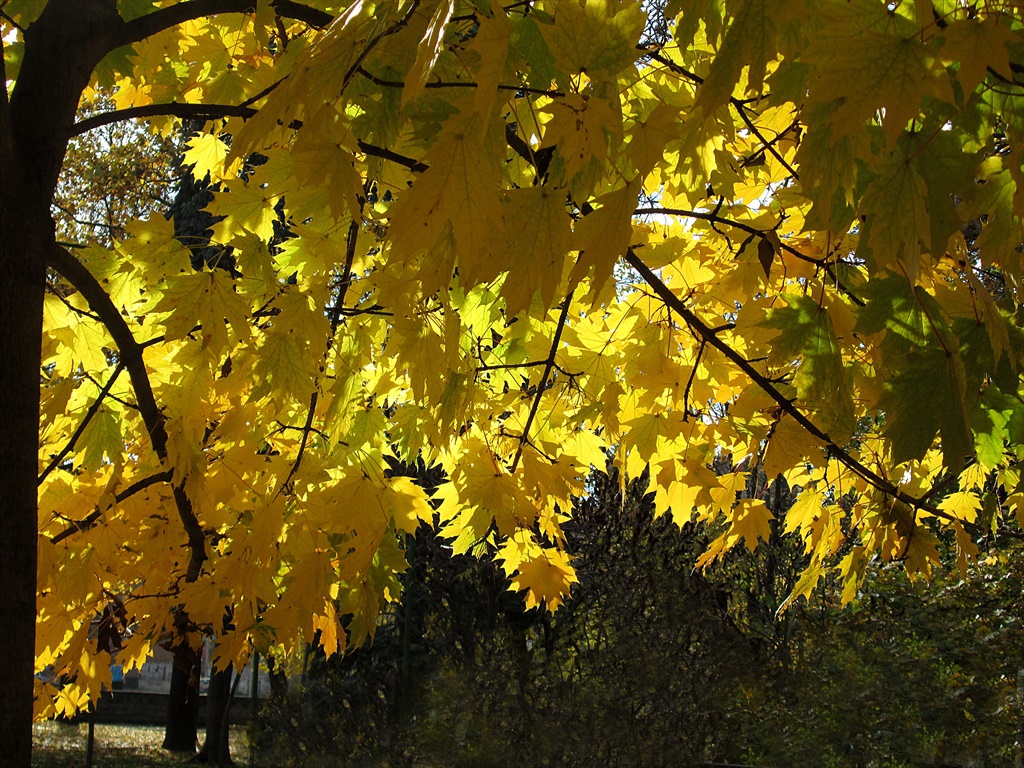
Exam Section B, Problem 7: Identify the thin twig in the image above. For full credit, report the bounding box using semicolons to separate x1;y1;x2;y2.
633;206;865;306
279;217;362;494
38;361;126;484
355;66;564;97
50;470;175;544
511;291;574;472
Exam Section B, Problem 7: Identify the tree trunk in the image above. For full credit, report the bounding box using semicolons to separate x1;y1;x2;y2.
0;3;136;765
0;142;47;768
266;655;289;700
195;666;234;765
163;642;200;753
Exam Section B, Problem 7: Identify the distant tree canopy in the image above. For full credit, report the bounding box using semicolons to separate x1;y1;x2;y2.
0;2;1022;765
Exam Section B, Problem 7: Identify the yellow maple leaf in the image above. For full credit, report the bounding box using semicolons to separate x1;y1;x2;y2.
183;132;241;184
809;26;955;144
939;16;1019;95
469;10;512;120
695;498;773;568
859;145;931;280
539;0;647;78
153;270;252;353
291;109;363;219
762;414;822;480
542;92;622;179
570;177;641;299
313;599;346;659
938;489;981;524
509;545;578;612
654;458;715;527
387;113;504;285
208;178;282;242
386;476;434;534
402;0;456;107
497;185;572;317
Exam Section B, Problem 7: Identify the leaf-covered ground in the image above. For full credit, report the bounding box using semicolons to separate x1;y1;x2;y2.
32;722;251;768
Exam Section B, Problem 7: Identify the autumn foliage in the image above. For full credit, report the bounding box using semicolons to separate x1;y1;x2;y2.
1;0;1023;756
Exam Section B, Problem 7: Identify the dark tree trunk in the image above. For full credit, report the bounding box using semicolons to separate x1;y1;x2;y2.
0;3;124;766
0;127;47;768
195;666;235;765
163;642;200;753
266;654;289;700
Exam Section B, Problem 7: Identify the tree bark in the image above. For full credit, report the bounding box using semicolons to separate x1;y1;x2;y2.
0;125;48;768
196;666;235;765
1;2;123;765
163;642;201;753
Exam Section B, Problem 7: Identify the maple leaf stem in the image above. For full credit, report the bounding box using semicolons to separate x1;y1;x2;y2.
80;370;139;411
511;290;573;473
46;244;208;581
904;269;954;356
37;359;126;485
624;249;962;527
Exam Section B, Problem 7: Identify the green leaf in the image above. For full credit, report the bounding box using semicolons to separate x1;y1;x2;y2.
538;0;647;78
856;275;971;468
694;0;778;114
760;293;856;442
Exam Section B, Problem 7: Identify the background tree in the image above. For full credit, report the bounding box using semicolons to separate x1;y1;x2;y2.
256;466;754;766
53;94;177;246
1;3;1023;767
253;469;1024;766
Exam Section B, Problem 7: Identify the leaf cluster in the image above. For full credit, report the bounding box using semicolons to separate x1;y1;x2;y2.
4;0;1023;720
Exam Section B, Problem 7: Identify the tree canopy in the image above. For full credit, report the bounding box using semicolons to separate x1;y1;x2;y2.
1;0;1023;763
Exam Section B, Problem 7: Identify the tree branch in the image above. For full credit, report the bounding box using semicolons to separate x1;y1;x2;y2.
114;0;333;49
511;290;574;473
70;103;256;137
624;248;961;526
38;360;126;485
732;100;800;180
356;139;428;173
632;206;865;306
49;470;175;544
70;102;429;174
356;66;564;97
48;468;176;548
46;244;208;581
